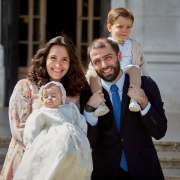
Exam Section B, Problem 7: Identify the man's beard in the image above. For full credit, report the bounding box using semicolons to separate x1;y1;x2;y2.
96;61;120;82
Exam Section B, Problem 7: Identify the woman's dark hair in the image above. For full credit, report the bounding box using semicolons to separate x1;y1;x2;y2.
28;35;89;96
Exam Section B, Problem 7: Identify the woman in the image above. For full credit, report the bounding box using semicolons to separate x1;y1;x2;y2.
0;35;91;180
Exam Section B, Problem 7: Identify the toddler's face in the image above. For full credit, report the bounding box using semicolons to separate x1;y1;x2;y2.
108;16;133;43
42;85;62;108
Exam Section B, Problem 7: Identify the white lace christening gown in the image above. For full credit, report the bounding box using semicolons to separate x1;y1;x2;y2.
13;103;93;180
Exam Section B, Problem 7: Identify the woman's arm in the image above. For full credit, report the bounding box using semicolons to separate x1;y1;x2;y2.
8;79;33;144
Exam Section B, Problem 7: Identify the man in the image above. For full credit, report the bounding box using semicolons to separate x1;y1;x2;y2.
84;38;167;180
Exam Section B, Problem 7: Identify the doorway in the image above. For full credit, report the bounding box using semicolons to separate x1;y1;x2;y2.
46;0;76;43
17;0;102;78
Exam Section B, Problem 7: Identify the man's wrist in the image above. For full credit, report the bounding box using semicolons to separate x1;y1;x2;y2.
139;99;148;109
141;102;151;116
85;104;96;112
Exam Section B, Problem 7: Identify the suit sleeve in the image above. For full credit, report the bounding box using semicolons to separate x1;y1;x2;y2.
141;76;167;140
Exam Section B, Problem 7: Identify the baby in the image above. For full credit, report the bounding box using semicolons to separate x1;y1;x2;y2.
23;81;87;145
14;81;93;180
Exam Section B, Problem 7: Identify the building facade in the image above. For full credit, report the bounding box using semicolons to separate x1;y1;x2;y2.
0;0;180;120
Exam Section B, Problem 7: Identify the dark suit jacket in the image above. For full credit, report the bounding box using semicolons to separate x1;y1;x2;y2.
88;75;167;180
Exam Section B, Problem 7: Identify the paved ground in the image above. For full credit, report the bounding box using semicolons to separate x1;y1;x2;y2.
0;108;180;142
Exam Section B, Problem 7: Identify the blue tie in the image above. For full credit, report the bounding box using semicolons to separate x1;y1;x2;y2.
110;84;121;131
110;84;128;171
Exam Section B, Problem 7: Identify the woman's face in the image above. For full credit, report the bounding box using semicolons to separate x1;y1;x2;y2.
46;45;70;81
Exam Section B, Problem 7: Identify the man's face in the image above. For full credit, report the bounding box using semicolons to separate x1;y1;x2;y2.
90;44;121;83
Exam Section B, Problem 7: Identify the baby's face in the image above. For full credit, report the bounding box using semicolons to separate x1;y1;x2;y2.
42;85;63;108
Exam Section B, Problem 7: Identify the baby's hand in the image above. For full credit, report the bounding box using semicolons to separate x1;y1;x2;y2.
87;90;105;108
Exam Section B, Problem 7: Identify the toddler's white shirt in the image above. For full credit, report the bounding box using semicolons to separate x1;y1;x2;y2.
118;38;133;70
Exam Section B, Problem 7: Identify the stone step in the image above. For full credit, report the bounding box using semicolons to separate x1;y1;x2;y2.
154;141;180;152
157;151;180;169
163;168;180;180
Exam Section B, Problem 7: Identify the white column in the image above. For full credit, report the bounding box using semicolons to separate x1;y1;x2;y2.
111;0;127;8
128;0;144;45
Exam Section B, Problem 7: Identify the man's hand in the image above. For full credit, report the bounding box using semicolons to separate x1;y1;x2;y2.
87;90;105;108
128;87;148;109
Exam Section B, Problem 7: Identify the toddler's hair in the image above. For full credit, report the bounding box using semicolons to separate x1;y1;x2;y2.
107;7;134;26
